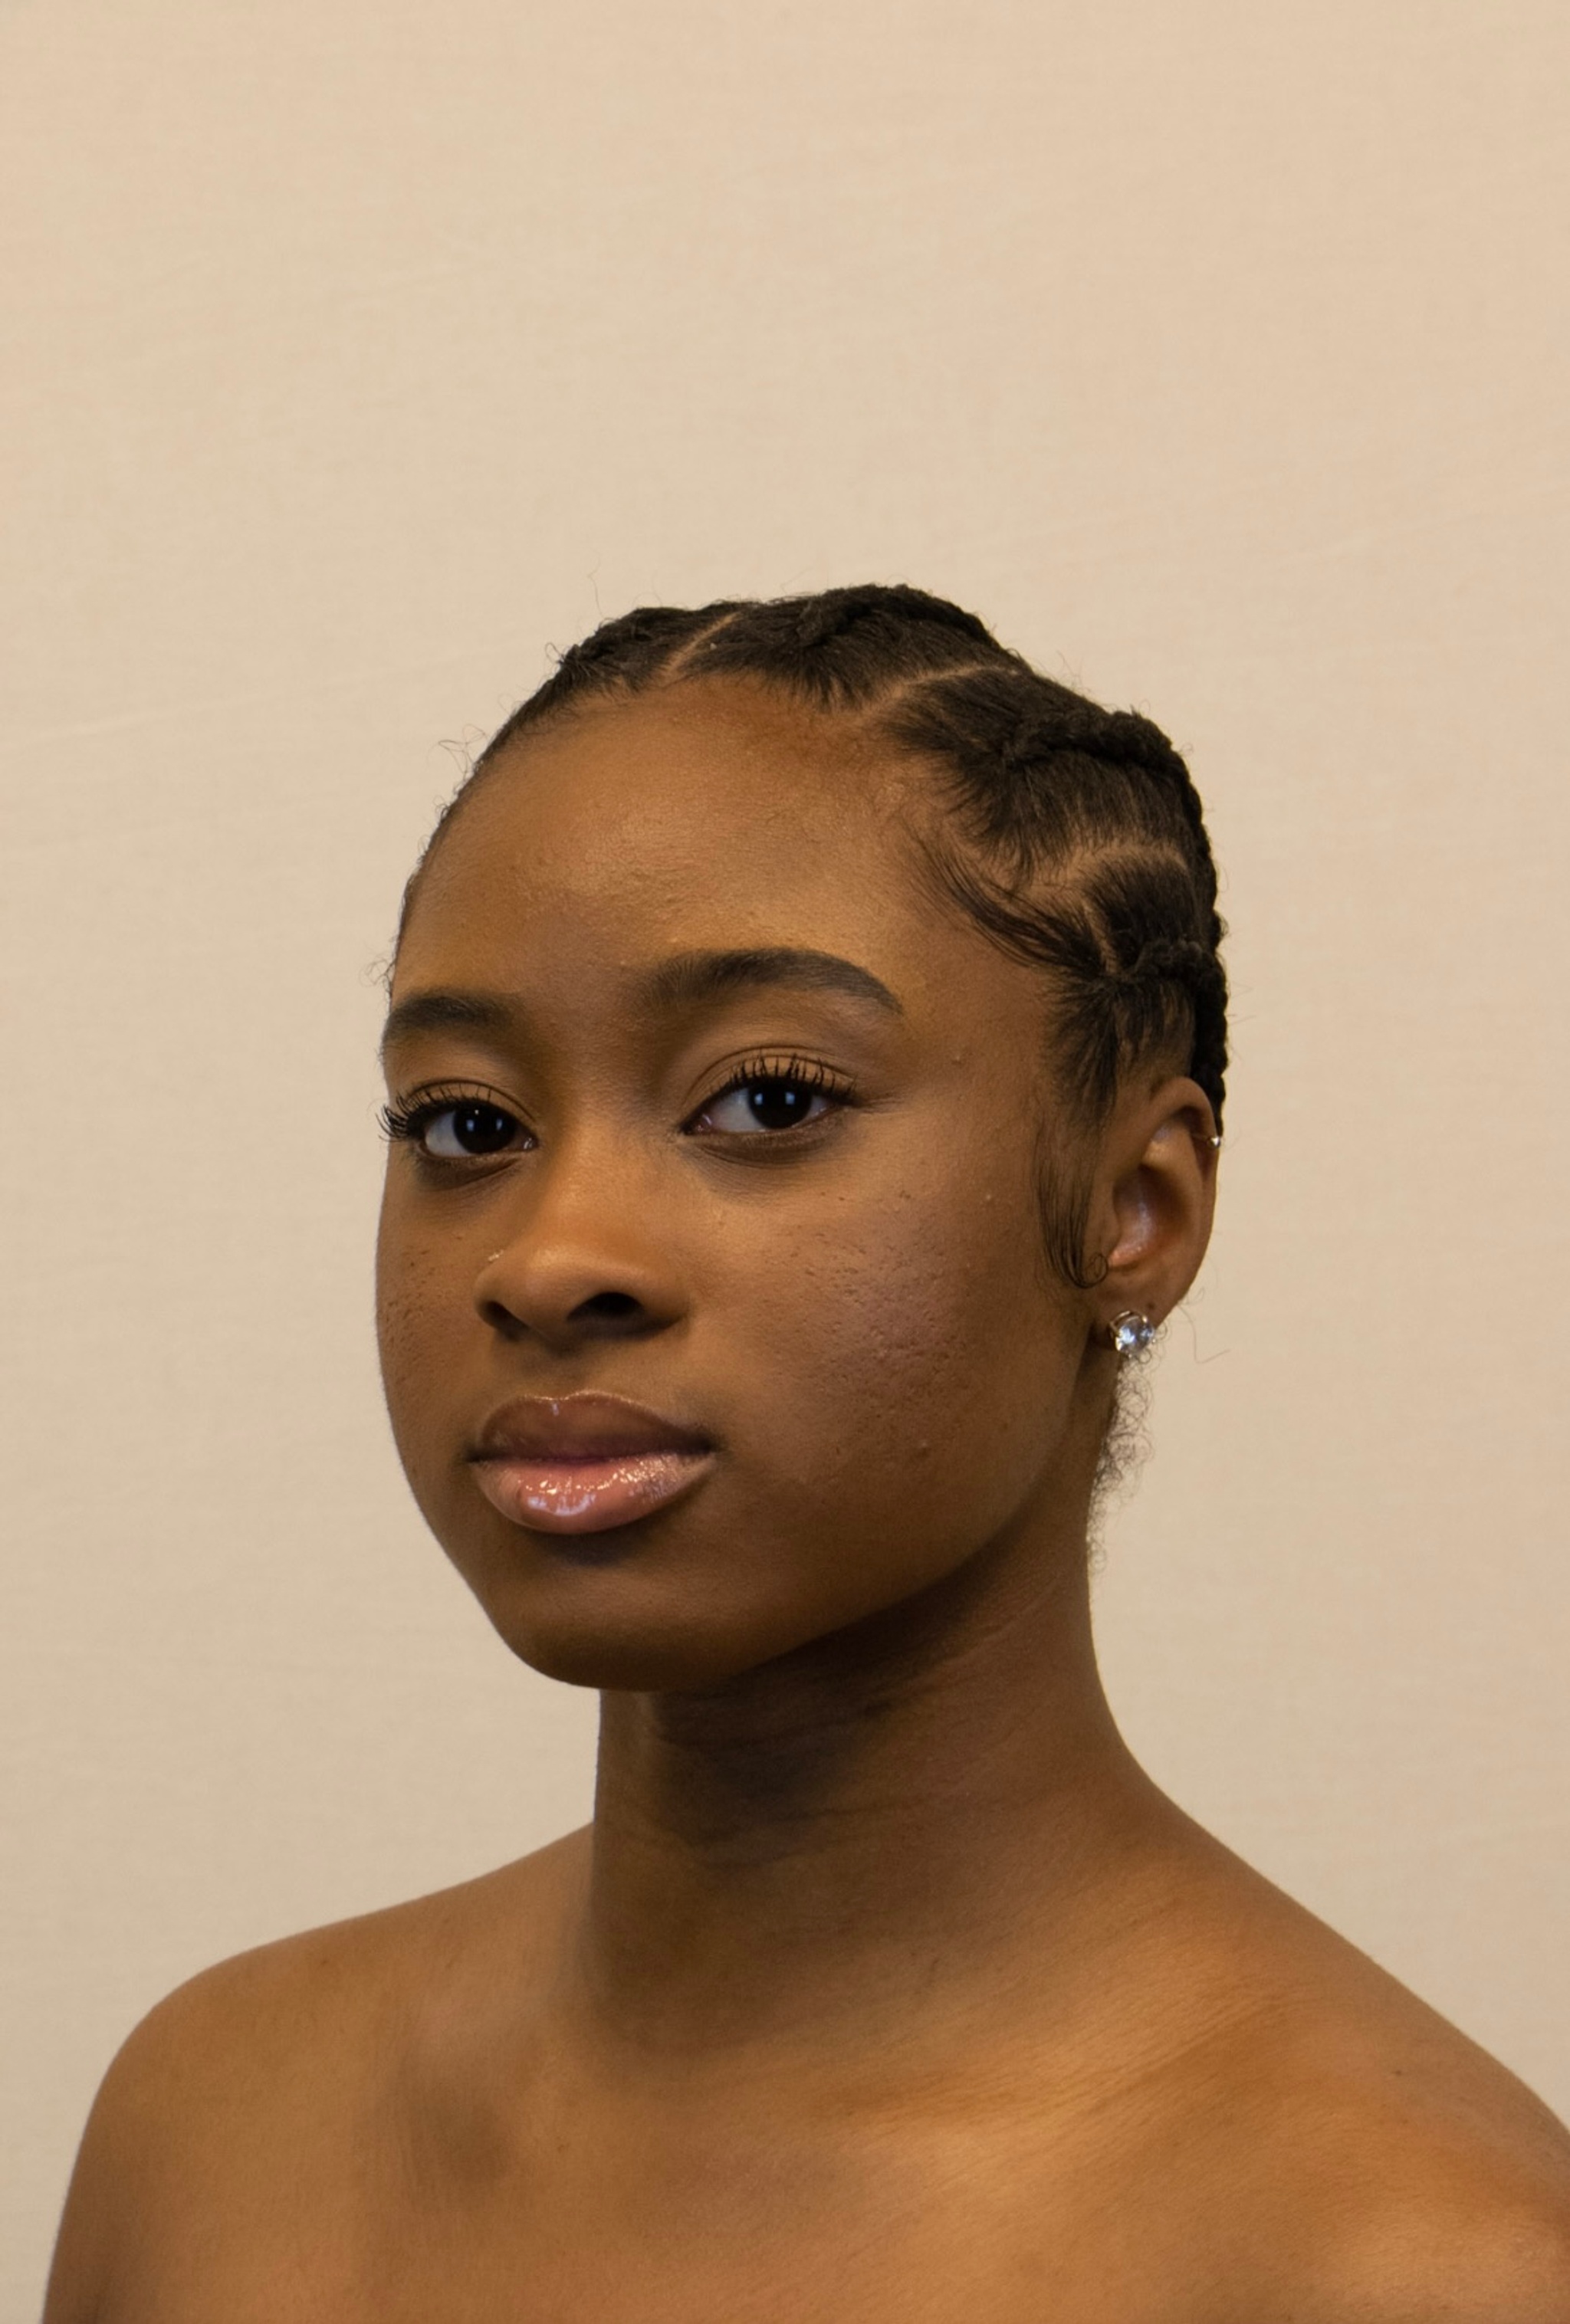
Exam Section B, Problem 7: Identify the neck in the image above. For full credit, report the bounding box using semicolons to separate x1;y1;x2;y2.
567;1510;1166;2066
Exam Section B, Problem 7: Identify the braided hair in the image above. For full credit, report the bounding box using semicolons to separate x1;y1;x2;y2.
405;583;1227;1285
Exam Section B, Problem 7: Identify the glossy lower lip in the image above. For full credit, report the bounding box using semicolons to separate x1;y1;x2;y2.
471;1449;715;1535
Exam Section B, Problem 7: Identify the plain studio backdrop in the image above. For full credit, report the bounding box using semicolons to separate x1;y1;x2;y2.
3;0;1567;2304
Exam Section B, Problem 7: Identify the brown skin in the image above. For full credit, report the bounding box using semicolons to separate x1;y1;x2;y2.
47;681;1570;2322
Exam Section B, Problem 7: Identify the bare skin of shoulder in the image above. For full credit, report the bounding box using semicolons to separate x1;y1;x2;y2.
48;1807;1570;2324
46;668;1570;2321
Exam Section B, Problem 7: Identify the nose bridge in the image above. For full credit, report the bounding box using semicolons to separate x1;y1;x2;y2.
478;1111;682;1335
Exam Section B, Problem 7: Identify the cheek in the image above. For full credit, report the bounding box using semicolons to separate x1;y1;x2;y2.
374;1198;465;1476
724;1171;1076;1574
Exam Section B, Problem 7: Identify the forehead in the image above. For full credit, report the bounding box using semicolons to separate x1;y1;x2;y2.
398;681;954;993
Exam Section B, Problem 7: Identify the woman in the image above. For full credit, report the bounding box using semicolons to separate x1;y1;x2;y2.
47;586;1570;2320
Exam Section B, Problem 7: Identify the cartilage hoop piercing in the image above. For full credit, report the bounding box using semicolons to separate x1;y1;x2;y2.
1108;1310;1156;1358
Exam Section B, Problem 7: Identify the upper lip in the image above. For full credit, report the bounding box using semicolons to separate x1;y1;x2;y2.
468;1392;715;1463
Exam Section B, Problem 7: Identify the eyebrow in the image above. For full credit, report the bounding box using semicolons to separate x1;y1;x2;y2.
379;990;515;1055
380;947;902;1057
642;947;903;1018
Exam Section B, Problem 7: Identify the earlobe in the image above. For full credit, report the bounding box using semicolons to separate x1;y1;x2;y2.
1094;1078;1219;1337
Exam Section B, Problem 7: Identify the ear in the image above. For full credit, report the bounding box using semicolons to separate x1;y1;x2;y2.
1087;1075;1220;1338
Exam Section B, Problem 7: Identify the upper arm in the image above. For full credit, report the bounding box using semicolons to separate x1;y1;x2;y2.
39;1941;349;2324
41;1994;187;2324
1319;2185;1570;2324
1425;2217;1570;2323
42;2112;110;2322
39;1911;412;2323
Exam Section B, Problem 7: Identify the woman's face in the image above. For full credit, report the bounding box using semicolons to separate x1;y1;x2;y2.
379;681;1123;1691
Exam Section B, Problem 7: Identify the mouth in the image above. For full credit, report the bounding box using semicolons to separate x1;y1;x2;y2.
466;1392;716;1537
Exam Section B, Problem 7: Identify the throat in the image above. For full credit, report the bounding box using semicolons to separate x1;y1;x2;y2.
568;1541;1155;2062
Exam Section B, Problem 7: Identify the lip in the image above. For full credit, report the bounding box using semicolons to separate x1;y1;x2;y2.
467;1393;716;1537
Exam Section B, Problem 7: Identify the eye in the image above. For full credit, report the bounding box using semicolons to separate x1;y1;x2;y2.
422;1101;524;1157
688;1060;849;1137
382;1091;530;1160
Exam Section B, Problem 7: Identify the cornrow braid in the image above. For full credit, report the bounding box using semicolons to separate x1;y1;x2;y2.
403;584;1228;1284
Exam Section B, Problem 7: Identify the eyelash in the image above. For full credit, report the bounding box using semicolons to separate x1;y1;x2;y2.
697;1052;852;1121
379;1055;856;1157
378;1082;521;1148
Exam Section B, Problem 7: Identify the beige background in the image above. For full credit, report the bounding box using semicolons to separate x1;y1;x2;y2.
4;0;1568;2306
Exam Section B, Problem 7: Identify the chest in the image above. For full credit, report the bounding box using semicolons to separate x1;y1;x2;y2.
115;2093;1245;2324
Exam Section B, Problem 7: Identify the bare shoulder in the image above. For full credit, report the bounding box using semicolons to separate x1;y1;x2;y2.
42;1830;586;2324
1314;2175;1570;2323
1283;2076;1570;2324
1164;1843;1570;2322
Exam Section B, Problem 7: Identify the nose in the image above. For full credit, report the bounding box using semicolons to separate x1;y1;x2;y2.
472;1154;687;1351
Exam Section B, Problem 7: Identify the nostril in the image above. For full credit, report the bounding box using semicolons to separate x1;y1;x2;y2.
573;1290;642;1322
476;1276;670;1344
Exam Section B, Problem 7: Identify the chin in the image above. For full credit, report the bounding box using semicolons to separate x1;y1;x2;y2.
467;1539;939;1695
442;1544;787;1692
486;1603;796;1694
427;1481;1007;1697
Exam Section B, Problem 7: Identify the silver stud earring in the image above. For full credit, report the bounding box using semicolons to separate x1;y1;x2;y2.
1108;1310;1156;1357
